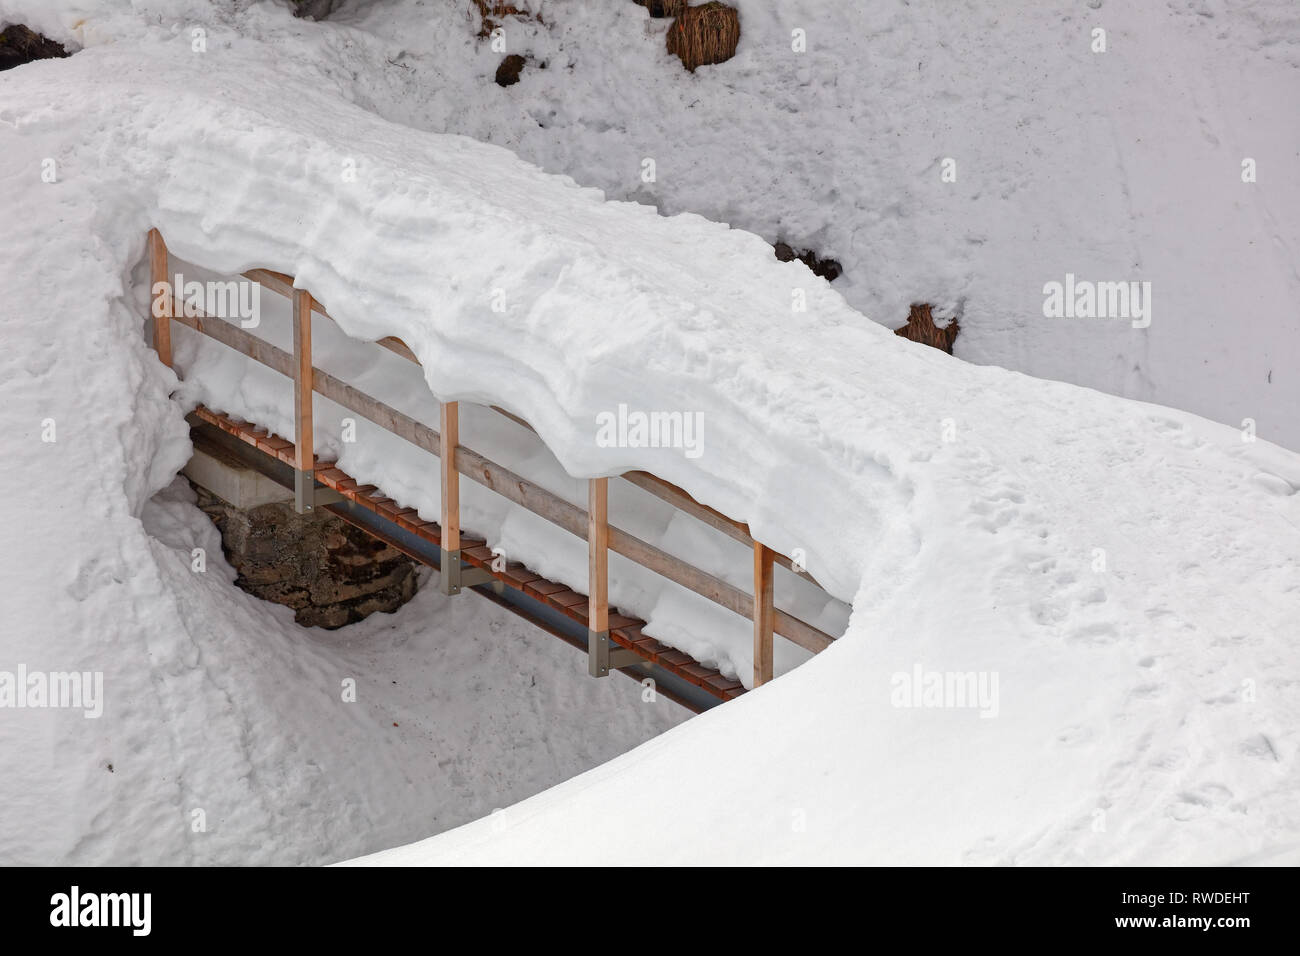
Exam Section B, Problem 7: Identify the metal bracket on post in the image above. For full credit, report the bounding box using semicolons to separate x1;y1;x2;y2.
294;469;344;514
587;629;641;677
438;547;458;595
438;548;496;595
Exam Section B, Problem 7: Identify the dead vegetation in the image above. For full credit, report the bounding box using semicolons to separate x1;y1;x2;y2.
635;0;688;17
894;303;961;354
666;2;740;72
472;0;531;17
472;0;540;37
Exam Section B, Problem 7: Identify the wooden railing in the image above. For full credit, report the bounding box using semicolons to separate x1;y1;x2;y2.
147;229;838;688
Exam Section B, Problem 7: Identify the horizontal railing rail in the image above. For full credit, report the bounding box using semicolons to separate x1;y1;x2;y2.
149;230;839;687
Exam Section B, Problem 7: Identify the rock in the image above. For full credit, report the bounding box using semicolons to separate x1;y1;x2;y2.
193;485;419;629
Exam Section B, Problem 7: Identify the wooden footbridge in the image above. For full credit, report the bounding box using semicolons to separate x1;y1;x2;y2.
147;229;840;711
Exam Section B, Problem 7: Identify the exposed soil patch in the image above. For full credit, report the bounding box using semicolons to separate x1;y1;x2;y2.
0;25;69;72
773;241;842;282
495;53;527;86
291;0;337;19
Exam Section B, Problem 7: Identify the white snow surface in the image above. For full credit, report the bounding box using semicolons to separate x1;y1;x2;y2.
18;0;1295;447
334;0;1300;449
0;1;1296;864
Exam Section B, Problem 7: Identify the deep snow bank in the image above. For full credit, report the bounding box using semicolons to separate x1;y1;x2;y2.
11;1;1298;447
95;0;1298;450
0;16;1297;864
0;27;686;866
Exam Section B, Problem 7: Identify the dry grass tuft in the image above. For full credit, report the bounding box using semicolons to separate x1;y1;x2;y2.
666;2;740;72
894;304;961;354
471;1;539;38
635;0;688;18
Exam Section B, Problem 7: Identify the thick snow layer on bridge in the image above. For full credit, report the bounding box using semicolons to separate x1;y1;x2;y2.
0;4;1297;864
19;0;1295;449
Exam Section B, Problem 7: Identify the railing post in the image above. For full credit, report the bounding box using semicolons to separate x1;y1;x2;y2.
292;288;316;513
148;229;172;368
587;477;611;677
753;542;775;687
440;400;462;594
435;400;492;595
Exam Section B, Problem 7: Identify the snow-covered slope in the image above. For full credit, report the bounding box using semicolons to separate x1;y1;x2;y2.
0;2;1297;865
79;0;1296;450
0;471;682;866
0;17;687;867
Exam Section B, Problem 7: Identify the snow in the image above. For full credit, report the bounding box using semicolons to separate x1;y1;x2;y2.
8;459;687;866
1;468;683;866
0;0;1296;865
284;0;1300;450
166;252;841;686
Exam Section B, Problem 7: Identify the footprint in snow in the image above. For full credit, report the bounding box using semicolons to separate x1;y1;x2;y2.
1251;472;1296;496
1168;784;1234;821
1068;622;1119;645
66;556;127;601
1239;734;1280;761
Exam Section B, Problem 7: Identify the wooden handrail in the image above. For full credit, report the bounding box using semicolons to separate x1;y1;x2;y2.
170;257;844;680
170;310;442;454
238;271;820;587
171;303;836;654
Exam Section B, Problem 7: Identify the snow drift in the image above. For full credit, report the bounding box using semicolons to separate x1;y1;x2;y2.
228;0;1300;450
0;1;1296;864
